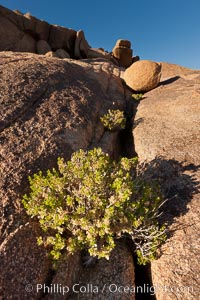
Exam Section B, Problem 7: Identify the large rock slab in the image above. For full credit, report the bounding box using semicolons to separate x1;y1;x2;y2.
0;51;133;299
133;62;200;299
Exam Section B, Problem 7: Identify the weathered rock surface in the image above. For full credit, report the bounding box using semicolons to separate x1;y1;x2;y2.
133;62;200;299
0;51;133;299
124;60;161;92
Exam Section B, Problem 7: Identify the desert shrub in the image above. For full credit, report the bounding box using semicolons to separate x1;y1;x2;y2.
22;148;166;265
132;93;143;101
100;109;126;131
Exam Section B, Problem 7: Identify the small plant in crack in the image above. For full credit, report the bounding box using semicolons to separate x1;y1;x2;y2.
132;93;143;101
22;147;167;265
100;109;126;131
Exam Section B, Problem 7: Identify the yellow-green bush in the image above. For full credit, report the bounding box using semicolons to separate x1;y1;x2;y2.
22;148;166;264
100;109;126;131
132;93;143;101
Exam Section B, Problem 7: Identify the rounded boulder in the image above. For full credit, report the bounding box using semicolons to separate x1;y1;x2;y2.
36;40;51;55
124;60;161;92
54;49;70;59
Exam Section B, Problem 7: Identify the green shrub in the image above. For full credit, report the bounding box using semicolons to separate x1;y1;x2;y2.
132;93;143;101
22;148;166;265
100;109;126;131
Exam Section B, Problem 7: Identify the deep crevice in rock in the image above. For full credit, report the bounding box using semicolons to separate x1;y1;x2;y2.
118;95;138;159
41;267;56;298
121;98;157;300
133;257;156;300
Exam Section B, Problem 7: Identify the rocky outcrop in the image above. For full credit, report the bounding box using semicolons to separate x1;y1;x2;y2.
74;30;91;58
133;63;200;299
0;5;113;65
112;39;133;68
0;5;140;69
0;5;77;57
0;51;133;299
123;60;162;92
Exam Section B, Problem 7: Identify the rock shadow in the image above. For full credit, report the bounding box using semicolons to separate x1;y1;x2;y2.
138;157;200;225
159;76;180;86
132;117;144;129
133;157;200;300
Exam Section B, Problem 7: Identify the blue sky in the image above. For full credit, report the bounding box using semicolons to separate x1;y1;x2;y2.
1;0;200;69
